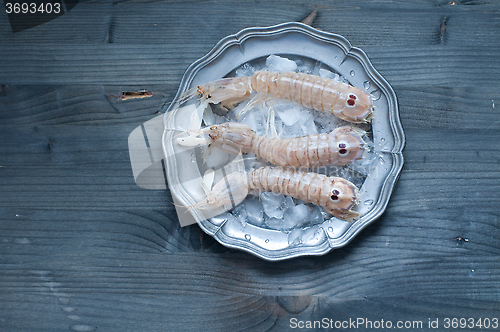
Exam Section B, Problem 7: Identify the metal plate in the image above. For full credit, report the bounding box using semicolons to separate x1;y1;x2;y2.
162;22;404;261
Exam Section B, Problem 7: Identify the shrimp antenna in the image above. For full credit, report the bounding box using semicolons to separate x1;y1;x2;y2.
173;200;207;213
158;87;198;116
175;86;200;105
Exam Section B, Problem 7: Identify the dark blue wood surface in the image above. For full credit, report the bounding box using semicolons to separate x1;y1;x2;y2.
0;1;499;331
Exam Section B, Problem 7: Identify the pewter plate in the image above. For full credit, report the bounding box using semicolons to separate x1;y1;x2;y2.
162;22;404;261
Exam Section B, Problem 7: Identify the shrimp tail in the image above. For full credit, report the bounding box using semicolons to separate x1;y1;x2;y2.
192;172;250;211
175;170;249;214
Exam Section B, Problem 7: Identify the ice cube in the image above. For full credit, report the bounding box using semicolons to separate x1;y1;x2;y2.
261;192;285;219
261;192;282;210
236;63;255;77
319;68;340;81
243;198;264;227
283;204;311;228
282;196;295;210
300;226;327;246
281;121;303;138
239;104;268;136
309;206;324;224
293;198;308;205
266;208;284;219
266;216;297;231
231;203;248;226
266;55;298;72
265;217;284;230
300;111;318;135
287;228;303;246
203;107;216;126
239;111;256;130
276;104;301;126
311;61;321;76
311;109;341;133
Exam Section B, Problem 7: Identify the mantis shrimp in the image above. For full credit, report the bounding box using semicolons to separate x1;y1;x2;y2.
178;122;367;168
180;70;374;124
195;166;360;221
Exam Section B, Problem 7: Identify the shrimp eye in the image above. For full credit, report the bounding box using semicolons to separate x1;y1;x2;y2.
207;94;212;99
331;189;340;201
338;143;347;155
347;94;356;106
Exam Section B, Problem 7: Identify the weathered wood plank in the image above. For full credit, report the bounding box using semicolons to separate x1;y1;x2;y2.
0;85;171;126
0;247;499;332
0;290;498;331
1;247;499;298
1;0;500;331
1;44;500;87
0;83;499;129
1;0;499;48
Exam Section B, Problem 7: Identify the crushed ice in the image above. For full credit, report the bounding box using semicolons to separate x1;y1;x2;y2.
201;55;377;237
266;55;298;72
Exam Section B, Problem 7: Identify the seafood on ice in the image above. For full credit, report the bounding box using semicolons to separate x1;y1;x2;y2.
178;122;367;168
172;55;377;225
194;166;360;221
179;70;374;123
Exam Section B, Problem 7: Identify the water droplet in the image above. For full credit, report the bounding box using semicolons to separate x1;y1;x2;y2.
370;90;382;101
380;138;385;142
265;239;269;243
190;153;196;163
244;234;251;241
328;227;333;232
364;199;374;206
334;56;338;60
15;214;19;217
379;156;385;165
363;81;371;89
350;70;355;77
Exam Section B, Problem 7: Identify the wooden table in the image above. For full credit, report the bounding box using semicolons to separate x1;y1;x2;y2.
1;1;499;331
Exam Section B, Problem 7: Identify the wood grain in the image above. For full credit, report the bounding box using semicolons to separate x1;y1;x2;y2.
1;0;500;331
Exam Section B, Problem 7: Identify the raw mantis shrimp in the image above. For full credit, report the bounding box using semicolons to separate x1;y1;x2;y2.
178;122;367;168
196;166;360;220
180;70;374;124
